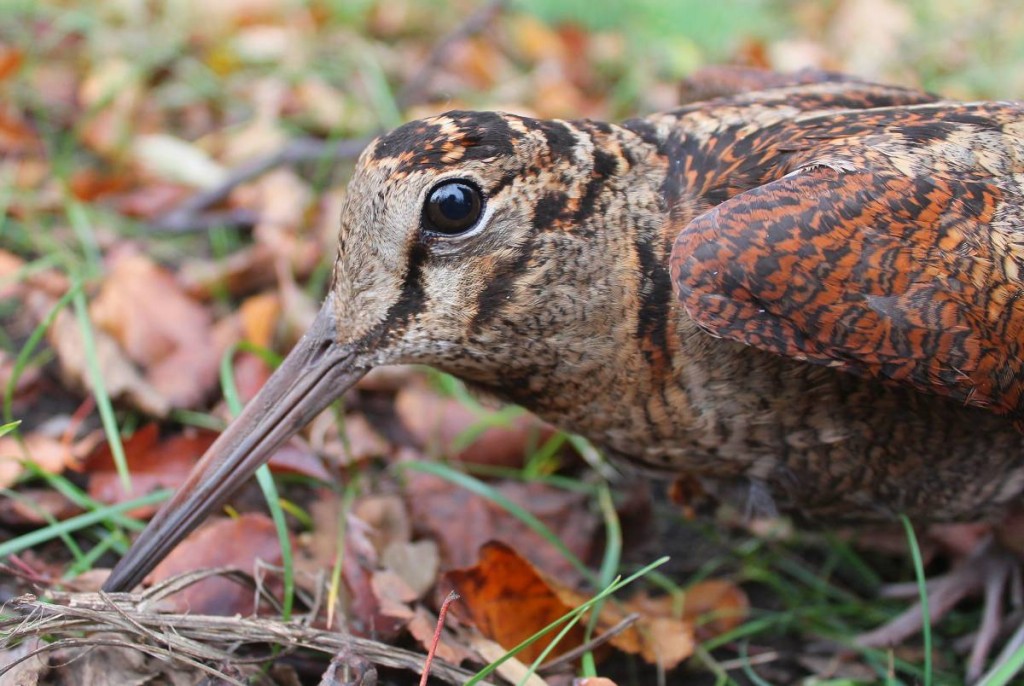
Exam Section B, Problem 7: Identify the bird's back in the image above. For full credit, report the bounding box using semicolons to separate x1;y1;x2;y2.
584;83;1024;522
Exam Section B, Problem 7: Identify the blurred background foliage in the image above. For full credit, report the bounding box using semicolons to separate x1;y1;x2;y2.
1;2;1023;682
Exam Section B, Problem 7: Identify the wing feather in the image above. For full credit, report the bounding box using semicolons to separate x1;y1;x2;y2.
671;141;1024;419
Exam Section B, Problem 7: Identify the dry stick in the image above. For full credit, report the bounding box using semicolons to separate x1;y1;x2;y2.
537;612;641;674
420;591;460;686
2;590;494;686
395;0;509;109
151;137;371;233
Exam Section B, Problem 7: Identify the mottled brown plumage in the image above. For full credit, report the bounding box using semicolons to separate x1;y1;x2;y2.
104;72;1024;595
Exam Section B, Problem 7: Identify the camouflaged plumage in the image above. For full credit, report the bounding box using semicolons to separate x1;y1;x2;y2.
323;73;1024;523
102;70;1024;596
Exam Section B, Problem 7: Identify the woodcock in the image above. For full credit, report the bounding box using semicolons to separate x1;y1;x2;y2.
104;71;1024;617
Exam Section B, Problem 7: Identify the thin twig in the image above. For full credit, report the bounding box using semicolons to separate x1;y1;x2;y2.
537;612;641;673
1;588;495;686
420;591;460;686
150;137;370;233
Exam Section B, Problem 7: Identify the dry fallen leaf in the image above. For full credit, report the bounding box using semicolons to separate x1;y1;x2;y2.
38;291;170;417
90;252;223;410
0;432;76;489
407;605;476;666
110;182;193;220
240;291;282;349
78;58;142;159
405;470;599;582
0;43;23;81
443;541;586;664
179;243;291;301
0;104;42;155
132;133;228;188
85;424;217;518
381;539;440;598
396;384;559;469
444;542;711;670
294;491;411;639
144;513;286;615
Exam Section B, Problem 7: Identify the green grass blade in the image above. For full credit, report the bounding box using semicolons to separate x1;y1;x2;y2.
0;490;169;560
900;514;931;686
4;284;79;424
220;341;295;620
978;640;1024;686
71;288;131;492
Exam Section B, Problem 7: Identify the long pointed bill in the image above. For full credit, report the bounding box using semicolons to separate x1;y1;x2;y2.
103;293;368;592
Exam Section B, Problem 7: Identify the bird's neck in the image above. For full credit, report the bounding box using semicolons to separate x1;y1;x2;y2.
431;118;732;459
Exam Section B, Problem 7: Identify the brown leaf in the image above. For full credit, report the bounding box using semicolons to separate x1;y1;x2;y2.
445;542;708;670
91;253;222;410
407;605;475;666
77;59;141;159
381;539;439;598
68;168;133;202
85;424;217;518
41;295;170;417
0;637;50;686
0;487;81;526
109;182;192;219
179;243;280;300
370;568;417;620
231;349;274;405
48;641;205;686
396;385;559;469
265;440;332;481
0;249;68;299
678;579;749;636
624;579;748;648
0;432;76;490
0;248;25;299
352;494;412;554
405;470;599;583
295;491;409;639
549;585;695;669
144;513;285;615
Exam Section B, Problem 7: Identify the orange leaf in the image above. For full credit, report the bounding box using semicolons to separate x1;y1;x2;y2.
0;106;41;154
443;541;584;663
0;433;76;489
0;44;23;81
239;292;281;349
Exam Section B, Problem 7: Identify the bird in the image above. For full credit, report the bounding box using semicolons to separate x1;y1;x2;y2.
103;69;1024;670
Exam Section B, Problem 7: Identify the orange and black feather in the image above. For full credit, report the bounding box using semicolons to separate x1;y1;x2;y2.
670;103;1024;421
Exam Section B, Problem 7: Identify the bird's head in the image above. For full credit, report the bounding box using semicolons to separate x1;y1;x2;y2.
103;111;666;591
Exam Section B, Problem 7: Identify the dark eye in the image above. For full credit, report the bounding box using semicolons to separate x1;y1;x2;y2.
423;180;484;235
